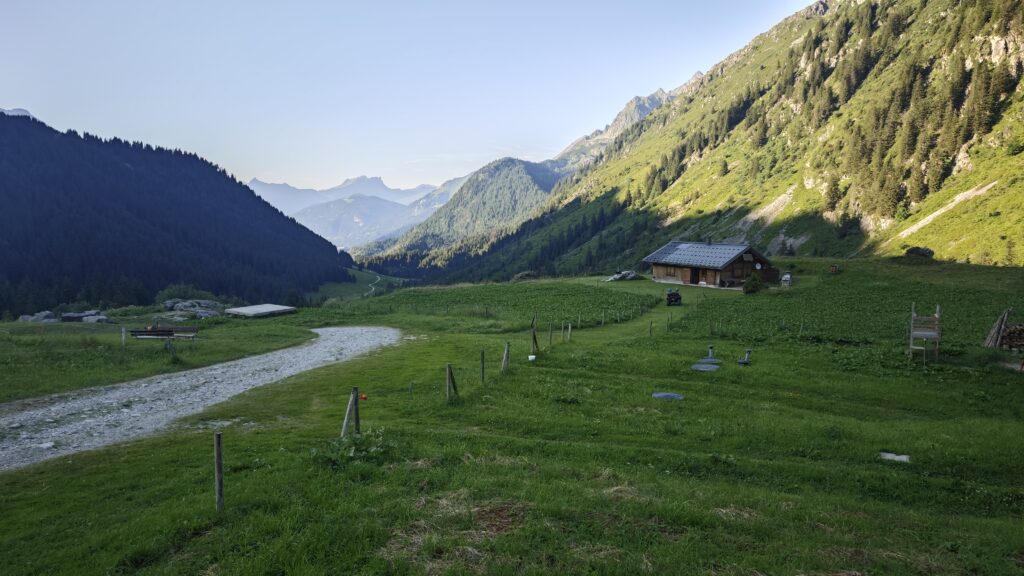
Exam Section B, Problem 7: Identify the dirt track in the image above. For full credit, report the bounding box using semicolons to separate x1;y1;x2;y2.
0;326;401;472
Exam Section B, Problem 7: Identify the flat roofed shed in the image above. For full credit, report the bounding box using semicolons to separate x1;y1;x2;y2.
225;304;297;318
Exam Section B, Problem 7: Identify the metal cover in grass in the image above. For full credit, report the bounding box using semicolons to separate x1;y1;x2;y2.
652;392;684;400
691;363;720;372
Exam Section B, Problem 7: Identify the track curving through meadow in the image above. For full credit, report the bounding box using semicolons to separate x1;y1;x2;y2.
0;326;401;471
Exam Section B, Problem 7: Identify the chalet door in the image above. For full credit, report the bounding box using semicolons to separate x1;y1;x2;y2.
690;268;700;284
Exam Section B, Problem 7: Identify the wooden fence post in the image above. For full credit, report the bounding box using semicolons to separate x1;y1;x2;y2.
341;388;356;438
578;312;582;328
352;386;360;434
446;364;459;403
501;342;510;372
214;432;224;513
602;310;606;325
531;326;539;355
568;322;572;342
121;326;126;349
649;320;653;336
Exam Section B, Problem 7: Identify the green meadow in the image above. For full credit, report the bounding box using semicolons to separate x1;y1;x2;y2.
1;258;1022;575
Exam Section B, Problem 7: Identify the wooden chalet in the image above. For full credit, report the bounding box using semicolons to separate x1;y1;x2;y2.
643;241;774;287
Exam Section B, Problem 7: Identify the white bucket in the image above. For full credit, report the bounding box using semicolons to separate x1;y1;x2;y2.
528;355;536;362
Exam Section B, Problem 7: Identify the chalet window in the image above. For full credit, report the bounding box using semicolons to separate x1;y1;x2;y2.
665;266;676;276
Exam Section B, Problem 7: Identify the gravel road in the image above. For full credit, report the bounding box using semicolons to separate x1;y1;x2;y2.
0;326;401;472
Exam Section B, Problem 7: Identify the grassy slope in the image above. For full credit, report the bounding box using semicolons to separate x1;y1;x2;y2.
2;260;1023;574
309;268;404;301
0;317;314;404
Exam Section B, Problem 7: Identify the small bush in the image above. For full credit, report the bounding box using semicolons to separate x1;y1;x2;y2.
743;273;764;294
312;428;396;469
105;305;160;317
1006;136;1024;156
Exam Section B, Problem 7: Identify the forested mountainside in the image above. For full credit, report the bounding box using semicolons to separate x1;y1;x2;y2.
362;158;562;276
369;0;1024;283
360;89;674;275
0;115;354;316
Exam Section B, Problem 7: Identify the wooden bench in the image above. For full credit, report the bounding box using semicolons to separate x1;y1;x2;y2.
130;326;199;340
908;303;940;360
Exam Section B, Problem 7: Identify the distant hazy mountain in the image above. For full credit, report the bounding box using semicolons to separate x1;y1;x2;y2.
292;194;420;249
248;176;435;216
247;179;323;215
321;176;434;205
297;174;466;250
351;173;468;256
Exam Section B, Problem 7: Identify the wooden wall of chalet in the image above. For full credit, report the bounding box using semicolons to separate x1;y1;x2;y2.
650;250;773;286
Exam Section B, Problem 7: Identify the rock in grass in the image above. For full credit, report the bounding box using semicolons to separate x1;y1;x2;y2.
904;246;934;259
879;451;910;463
82;315;111;324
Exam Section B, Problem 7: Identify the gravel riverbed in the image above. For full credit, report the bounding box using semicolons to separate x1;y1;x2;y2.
0;326;401;472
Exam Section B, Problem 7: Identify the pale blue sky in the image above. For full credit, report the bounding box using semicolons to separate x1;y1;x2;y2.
2;1;809;189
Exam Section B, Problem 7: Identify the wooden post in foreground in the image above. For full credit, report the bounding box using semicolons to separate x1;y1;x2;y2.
341;387;359;438
649;320;653;337
501;342;511;372
446;364;459;403
214;432;224;513
568;322;572;342
531;326;539;355
121;327;126;348
352;386;360;434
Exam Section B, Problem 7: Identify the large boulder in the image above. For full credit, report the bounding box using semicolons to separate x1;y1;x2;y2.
162;299;183;311
905;246;935;259
20;310;56;322
61;310;102;322
82;315;111;324
511;271;538;282
606;270;643;281
195;310;220;319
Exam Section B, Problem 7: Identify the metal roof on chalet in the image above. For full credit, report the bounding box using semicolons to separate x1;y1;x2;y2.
642;241;768;270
